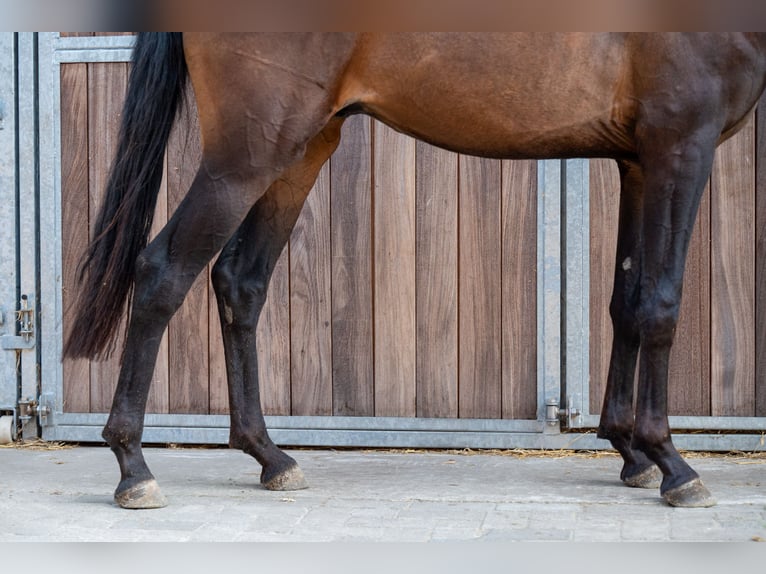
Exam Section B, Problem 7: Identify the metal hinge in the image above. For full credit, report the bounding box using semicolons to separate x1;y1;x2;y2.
1;294;35;350
545;396;582;430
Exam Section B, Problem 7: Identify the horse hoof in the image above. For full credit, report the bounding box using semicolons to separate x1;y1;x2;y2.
623;465;662;489
662;478;716;508
261;463;309;491
114;479;168;509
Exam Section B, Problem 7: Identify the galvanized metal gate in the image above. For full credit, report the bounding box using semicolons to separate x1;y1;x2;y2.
0;33;51;443
7;33;766;451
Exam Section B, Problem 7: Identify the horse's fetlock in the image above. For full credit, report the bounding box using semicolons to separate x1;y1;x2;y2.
631;421;671;456
102;418;140;451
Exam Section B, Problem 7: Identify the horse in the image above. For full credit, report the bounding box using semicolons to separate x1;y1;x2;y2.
64;33;766;509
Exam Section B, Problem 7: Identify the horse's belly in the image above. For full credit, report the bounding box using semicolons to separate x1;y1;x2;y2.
343;33;635;159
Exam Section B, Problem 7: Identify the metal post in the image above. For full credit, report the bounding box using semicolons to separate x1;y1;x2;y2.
562;158;590;428
537;160;562;434
0;33;19;419
16;33;39;439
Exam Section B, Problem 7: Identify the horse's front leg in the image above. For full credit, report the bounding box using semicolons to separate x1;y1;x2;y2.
630;122;719;508
212;119;344;491
596;160;661;489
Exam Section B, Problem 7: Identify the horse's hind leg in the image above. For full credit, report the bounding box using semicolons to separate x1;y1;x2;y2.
102;90;340;508
211;118;344;491
102;162;279;509
596;160;661;489
630;123;720;508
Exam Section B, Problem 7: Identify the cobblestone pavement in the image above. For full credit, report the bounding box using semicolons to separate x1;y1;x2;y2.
1;445;764;542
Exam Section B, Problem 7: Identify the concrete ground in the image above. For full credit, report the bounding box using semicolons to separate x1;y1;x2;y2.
0;443;765;542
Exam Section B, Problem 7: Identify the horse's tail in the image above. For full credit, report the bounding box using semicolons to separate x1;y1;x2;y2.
63;32;188;360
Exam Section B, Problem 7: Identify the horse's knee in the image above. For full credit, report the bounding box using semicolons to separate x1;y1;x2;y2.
636;296;680;349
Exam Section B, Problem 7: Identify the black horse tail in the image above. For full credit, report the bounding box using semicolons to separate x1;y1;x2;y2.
64;33;188;360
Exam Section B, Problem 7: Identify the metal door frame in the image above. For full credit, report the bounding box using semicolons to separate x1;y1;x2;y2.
0;33;20;426
1;33;46;440
34;33;766;451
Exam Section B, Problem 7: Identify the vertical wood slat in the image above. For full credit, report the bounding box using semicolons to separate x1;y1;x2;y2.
374;124;417;417
757;96;766;417
290;162;333;416
257;251;292;416
87;62;127;413
145;148;170;414
60;63;90;413
166;112;209;414
458;156;502;419
667;180;710;416
711;117;756;416
501;160;538;419
416;143;458;418
208;272;228;414
143;58;172;413
331;116;374;416
588;159;619;415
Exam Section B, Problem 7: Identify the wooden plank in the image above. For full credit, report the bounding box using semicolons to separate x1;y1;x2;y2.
87;62;127;413
757;97;766;417
711;117;756;416
667;180;710;416
331;115;374;416
166;106;208;414
458;155;502;419
257;250;292;416
290;161;333;416
588;159;619;415
501;160;538;420
373;123;416;417
208;264;228;414
415;143;458;418
60;63;90;413
145;150;170;414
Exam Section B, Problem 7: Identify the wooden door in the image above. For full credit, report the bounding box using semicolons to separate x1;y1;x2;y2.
59;45;539;421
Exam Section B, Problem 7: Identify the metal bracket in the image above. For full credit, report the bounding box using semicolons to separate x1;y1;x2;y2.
1;335;35;350
545;396;582;430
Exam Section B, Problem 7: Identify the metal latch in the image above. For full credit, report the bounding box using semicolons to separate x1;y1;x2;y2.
545;396;582;429
1;294;35;350
18;394;52;427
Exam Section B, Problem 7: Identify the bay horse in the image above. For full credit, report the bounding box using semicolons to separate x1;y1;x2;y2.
64;33;766;509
